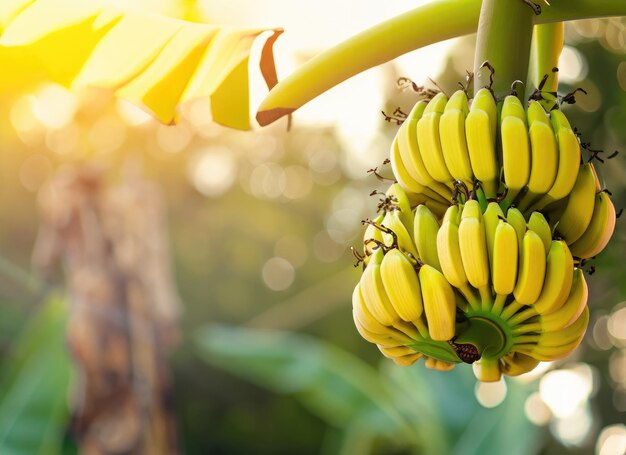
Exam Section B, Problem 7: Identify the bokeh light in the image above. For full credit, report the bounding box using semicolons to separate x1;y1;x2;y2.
262;257;295;291
474;377;507;408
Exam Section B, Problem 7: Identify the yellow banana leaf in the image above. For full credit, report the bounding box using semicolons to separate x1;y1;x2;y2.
0;0;281;130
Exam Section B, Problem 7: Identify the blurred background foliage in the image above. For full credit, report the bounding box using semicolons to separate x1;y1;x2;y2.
0;1;624;454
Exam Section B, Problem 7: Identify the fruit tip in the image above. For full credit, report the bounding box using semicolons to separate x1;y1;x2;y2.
256;107;295;126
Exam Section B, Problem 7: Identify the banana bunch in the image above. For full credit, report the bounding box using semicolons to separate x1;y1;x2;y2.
353;184;591;381
354;87;619;380
389;89;617;255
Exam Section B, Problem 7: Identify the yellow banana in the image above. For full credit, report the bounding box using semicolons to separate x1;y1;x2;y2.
507;207;527;252
380;249;423;322
513;230;547;305
396;101;452;200
527;268;587;333
363;213;384;260
437;205;479;308
501;96;530;206
533;240;574;315
440;90;474;185
419;264;457;341
519;101;558;211
353;281;422;340
381;209;419;258
517;306;589;355
527;211;552;256
385;183;414;232
378;345;423;366
466;88;499;198
569;190;616;259
425;357;456;371
359;248;400;326
352;284;410;346
483;202;505;271
458;200;491;307
554;163;597;244
413;204;442;270
417;93;454;184
472;358;502;382
492;220;518;296
531;109;581;210
390;133;450;204
500;352;540;377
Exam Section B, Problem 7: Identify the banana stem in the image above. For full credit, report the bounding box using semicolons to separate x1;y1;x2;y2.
473;0;535;99
526;21;564;106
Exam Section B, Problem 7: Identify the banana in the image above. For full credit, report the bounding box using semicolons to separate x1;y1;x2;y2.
554;163;597;244
419;264;457;341
569;190;616;259
352;284;411;346
353;280;423;340
385;183;414;231
483;202;505;271
380;249;423;322
517;306;589;359
531;109;581;210
359;248;400;326
501;96;531;207
390;135;450;204
440;90;474;185
513;230;547;305
458;200;491;306
492;220;518;296
378;345;423;366
466;88;499;198
417;93;454;184
472;358;502;382
527;211;552;256
437;205;479;308
532;240;574;315
425;357;456;371
396;101;452;200
363;213;384;259
518;101;558;211
507;207;527;253
535;268;588;332
500;352;540;377
413;204;442;270
381;208;419;258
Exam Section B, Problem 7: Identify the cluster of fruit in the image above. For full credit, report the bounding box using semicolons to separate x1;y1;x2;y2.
353;88;617;381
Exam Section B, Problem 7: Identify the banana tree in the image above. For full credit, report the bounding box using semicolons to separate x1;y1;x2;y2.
251;0;625;381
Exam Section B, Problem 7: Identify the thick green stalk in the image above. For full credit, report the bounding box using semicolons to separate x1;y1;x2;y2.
473;0;535;98
529;22;564;92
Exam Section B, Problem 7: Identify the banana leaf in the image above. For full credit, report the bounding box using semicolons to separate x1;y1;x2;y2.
0;0;281;130
0;295;72;455
196;324;540;455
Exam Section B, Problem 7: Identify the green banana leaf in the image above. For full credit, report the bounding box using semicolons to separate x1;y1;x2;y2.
0;294;72;455
195;324;403;432
196;324;540;455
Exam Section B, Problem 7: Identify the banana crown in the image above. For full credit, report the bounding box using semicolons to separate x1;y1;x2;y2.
351;86;617;381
